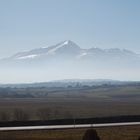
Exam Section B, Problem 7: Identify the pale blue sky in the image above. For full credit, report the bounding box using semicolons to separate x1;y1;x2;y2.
0;0;140;58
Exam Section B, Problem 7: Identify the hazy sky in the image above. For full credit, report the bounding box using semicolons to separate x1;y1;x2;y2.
0;0;140;58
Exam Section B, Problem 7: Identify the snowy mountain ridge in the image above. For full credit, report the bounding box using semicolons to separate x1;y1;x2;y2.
6;40;139;60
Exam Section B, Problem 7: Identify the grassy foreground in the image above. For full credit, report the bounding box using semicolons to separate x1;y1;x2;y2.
0;125;140;140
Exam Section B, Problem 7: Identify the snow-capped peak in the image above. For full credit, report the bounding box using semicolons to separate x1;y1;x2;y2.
47;42;68;55
46;40;80;55
61;40;79;46
63;40;69;45
9;40;81;60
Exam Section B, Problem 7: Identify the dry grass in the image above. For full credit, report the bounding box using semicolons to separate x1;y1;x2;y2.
0;125;140;140
0;98;140;120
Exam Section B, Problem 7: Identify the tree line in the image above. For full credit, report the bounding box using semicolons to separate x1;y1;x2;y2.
0;108;73;122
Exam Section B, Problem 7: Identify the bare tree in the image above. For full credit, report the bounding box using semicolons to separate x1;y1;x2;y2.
62;110;74;119
53;109;60;119
37;108;51;120
13;108;30;121
0;111;10;121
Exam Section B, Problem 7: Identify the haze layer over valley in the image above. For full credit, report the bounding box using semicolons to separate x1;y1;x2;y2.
0;40;140;83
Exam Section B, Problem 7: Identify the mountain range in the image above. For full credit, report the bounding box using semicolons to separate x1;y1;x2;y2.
0;40;140;83
3;40;140;62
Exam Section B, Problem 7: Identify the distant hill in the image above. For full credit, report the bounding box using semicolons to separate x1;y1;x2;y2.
0;79;139;88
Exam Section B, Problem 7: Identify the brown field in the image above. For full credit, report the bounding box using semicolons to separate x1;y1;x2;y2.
0;85;139;140
0;85;140;120
0;98;140;120
0;125;140;140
